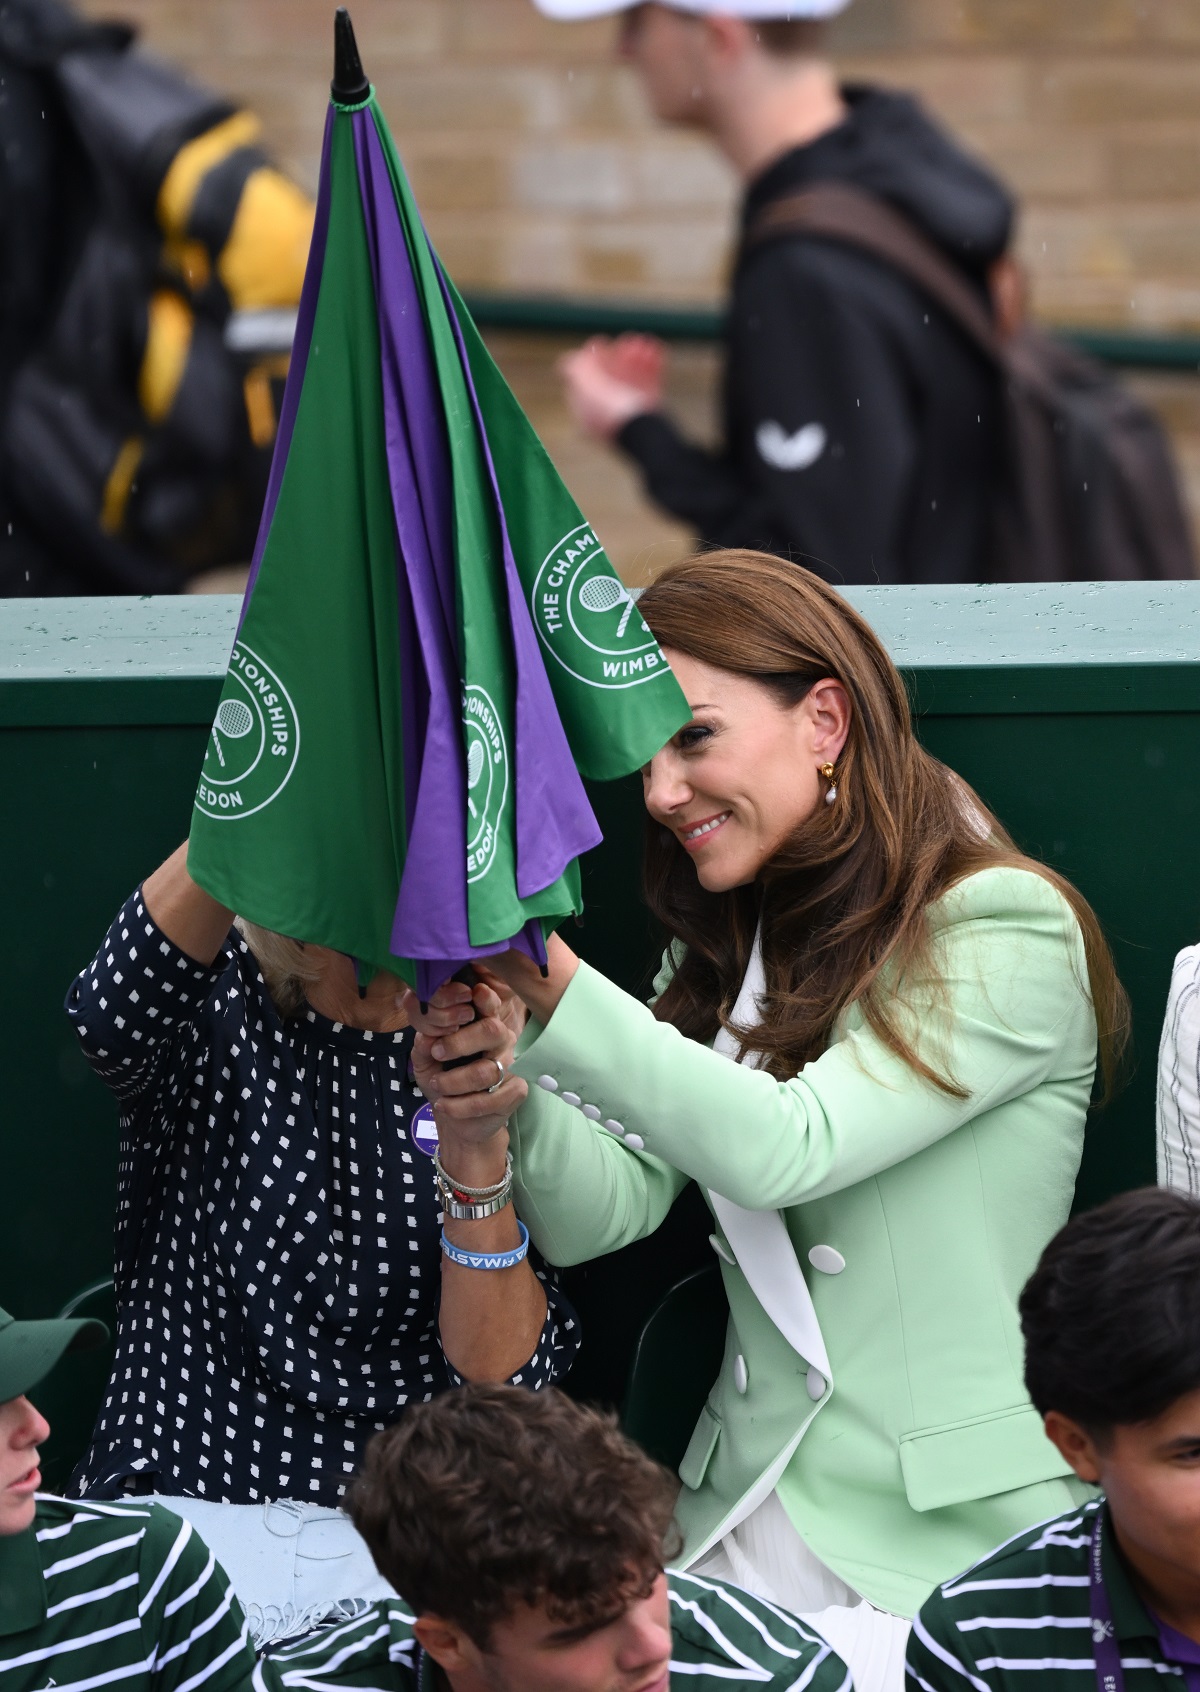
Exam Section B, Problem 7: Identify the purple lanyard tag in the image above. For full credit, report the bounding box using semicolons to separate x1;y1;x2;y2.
1091;1512;1125;1692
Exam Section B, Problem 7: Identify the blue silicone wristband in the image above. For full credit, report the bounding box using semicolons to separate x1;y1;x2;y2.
440;1220;530;1271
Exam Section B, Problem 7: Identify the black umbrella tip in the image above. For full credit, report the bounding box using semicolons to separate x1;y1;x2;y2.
331;7;369;103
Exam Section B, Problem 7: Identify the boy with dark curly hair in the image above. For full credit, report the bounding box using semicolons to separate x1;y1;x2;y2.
255;1384;851;1692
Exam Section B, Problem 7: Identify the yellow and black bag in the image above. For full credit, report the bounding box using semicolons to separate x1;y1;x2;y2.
0;0;313;594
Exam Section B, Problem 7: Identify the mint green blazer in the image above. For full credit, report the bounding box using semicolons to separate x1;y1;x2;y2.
509;867;1097;1617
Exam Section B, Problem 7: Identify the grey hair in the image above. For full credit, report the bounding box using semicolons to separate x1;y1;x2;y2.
234;918;321;1018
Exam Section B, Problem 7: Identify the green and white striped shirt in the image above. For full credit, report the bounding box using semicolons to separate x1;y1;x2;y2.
254;1570;853;1692
908;1497;1183;1692
0;1495;254;1692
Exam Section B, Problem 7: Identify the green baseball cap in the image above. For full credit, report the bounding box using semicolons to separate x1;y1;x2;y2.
0;1305;109;1404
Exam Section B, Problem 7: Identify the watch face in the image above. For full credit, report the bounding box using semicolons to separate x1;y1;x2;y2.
410;1102;439;1158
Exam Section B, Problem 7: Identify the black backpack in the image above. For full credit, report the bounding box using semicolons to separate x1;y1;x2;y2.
746;182;1195;583
0;0;287;594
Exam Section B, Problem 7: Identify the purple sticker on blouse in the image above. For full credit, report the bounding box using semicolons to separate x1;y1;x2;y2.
410;1102;439;1158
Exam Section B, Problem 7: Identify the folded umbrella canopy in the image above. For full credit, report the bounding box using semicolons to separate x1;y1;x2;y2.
187;10;689;997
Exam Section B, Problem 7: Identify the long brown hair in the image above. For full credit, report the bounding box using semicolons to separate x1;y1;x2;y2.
638;550;1128;1098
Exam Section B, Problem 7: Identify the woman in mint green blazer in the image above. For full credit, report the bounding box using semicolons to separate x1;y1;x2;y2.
413;551;1126;1690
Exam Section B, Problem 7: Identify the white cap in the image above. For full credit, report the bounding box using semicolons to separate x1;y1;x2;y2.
533;0;851;18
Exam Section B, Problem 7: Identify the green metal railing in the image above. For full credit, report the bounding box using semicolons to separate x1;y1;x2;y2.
461;290;1200;373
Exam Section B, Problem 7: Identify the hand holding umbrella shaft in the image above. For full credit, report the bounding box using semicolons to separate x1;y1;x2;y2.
442;966;486;1074
401;971;527;1055
410;981;528;1186
410;965;508;1073
485;933;580;1028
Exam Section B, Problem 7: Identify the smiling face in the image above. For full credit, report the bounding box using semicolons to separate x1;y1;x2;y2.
0;1395;49;1534
642;649;850;893
419;1571;672;1692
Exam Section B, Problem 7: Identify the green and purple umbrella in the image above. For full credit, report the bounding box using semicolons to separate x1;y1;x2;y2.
187;10;688;998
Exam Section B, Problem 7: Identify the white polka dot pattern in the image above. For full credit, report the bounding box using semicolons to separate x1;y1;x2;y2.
65;891;579;1505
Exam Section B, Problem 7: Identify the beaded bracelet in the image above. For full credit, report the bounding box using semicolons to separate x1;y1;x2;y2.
440;1220;530;1271
434;1149;514;1220
433;1149;512;1198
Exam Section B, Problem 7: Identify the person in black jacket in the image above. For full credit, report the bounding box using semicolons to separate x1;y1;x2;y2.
536;0;1015;587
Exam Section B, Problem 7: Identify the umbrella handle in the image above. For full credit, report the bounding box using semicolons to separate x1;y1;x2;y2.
442;964;483;1072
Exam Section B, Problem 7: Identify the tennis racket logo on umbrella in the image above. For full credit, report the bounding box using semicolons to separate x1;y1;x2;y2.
210;698;255;768
194;642;300;822
466;738;485;819
577;574;637;638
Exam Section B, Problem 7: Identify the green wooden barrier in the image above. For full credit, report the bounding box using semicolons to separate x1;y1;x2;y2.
460;289;1200;372
2;584;1198;1467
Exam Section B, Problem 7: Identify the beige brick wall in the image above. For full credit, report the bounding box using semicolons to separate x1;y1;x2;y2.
84;0;1200;577
86;0;1200;328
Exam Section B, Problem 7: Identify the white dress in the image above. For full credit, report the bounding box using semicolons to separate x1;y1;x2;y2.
695;928;912;1692
691;1495;911;1692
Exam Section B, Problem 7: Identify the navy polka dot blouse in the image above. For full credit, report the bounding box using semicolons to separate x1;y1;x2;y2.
65;889;579;1505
